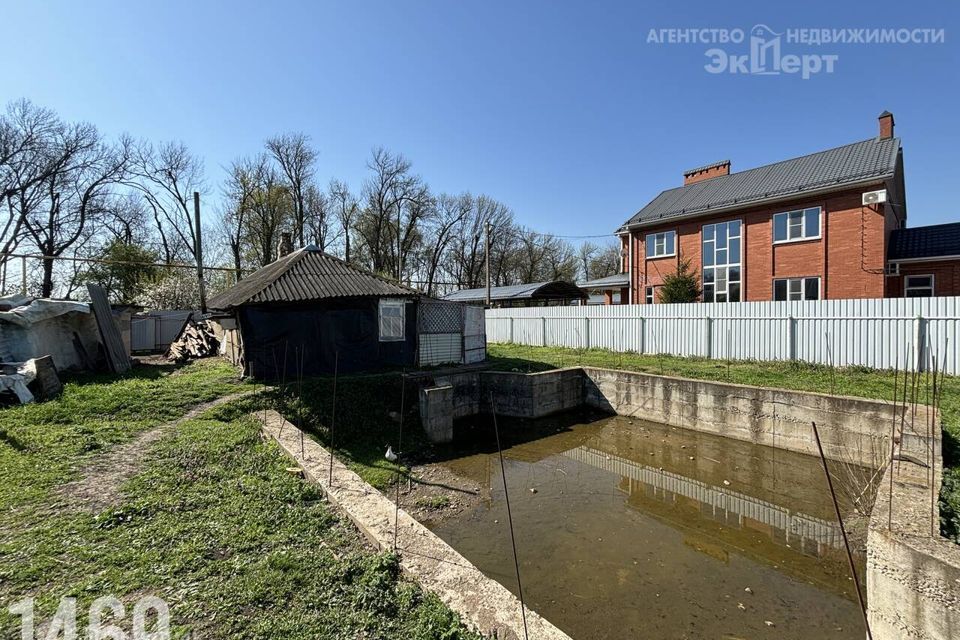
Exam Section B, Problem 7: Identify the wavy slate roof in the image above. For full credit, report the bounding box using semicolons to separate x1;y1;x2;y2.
622;137;901;228
442;281;587;303
888;222;960;261
208;247;418;309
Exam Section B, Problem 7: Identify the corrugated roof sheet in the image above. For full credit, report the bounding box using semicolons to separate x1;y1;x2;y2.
208;248;418;309
578;272;629;289
442;281;587;302
623;137;901;228
889;222;960;261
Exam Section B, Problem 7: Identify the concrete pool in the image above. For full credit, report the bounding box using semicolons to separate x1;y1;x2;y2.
420;410;871;639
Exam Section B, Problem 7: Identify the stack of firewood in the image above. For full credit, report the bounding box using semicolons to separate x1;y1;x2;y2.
166;319;220;363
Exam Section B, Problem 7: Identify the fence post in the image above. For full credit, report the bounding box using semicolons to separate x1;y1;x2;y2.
542;317;547;347
639;316;645;355
914;313;923;372
20;256;27;295
704;315;713;359
585;317;591;350
509;317;514;344
788;315;797;362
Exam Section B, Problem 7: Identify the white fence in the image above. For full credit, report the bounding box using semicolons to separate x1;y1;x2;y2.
486;297;960;375
131;310;193;352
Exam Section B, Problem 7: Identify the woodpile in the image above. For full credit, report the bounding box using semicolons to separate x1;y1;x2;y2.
166;319;220;363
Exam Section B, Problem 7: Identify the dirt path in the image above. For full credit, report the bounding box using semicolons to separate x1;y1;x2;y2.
56;389;259;512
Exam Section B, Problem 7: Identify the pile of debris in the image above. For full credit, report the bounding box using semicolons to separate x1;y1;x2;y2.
0;355;63;406
166;318;220;363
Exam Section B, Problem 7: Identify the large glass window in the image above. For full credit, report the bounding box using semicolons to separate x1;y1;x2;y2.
702;220;741;302
645;230;676;258
773;277;820;301
904;275;934;298
773;207;821;243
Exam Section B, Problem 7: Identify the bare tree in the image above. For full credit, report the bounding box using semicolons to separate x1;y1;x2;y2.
130;140;205;265
329;178;358;263
19;129;130;296
266;132;316;248
423;193;469;295
304;183;337;250
238;154;293;267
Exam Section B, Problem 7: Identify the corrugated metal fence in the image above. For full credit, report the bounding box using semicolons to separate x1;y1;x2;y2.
131;310;193;352
486;297;960;374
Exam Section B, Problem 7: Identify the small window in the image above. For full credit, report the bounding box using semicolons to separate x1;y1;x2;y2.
645;231;676;258
773;207;821;243
904;275;934;298
645;286;655;304
378;299;406;341
773;277;820;301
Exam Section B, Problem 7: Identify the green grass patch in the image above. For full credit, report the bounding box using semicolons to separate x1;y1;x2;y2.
487;343;960;540
0;366;479;639
415;495;451;510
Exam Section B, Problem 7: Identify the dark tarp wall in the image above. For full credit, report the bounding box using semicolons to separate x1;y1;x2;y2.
238;298;418;379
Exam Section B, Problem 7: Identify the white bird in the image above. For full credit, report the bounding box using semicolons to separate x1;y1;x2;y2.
385;446;398;462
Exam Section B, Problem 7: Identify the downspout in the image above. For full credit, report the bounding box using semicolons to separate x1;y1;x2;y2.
628;232;634;304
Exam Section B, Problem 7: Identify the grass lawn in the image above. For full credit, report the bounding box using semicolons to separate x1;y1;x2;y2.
0;360;480;639
486;343;960;541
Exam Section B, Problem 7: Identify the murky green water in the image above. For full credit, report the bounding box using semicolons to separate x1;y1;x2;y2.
424;411;869;640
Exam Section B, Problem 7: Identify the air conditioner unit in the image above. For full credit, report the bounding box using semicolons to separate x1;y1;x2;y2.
862;189;888;206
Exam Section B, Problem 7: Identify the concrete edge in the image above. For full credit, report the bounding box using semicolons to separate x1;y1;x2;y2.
867;447;960;639
256;409;572;640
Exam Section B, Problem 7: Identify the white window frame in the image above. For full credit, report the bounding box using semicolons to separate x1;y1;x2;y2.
773;207;822;244
645;286;655;304
773;276;821;301
645;230;676;259
378;298;406;342
904;274;934;298
702;219;742;303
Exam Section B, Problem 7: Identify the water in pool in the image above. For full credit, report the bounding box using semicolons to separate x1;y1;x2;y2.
422;410;869;640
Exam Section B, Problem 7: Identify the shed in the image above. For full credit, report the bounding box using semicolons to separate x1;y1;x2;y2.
442;281;587;308
208;247;420;378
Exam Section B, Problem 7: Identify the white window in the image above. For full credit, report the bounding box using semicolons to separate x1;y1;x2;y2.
378;299;406;341
645;230;676;258
702;220;741;303
645;286;655;304
904;275;934;298
773;207;821;243
773;277;820;301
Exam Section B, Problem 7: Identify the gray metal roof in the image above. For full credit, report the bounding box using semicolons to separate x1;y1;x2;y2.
578;272;629;289
622;137;901;229
442;281;587;303
208;248;418;309
889;222;960;261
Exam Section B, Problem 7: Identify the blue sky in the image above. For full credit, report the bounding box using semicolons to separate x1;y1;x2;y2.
2;0;958;236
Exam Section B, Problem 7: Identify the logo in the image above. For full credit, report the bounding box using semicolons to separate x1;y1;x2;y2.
646;25;945;80
8;595;170;640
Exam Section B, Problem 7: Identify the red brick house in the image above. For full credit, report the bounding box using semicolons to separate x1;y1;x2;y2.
601;112;960;304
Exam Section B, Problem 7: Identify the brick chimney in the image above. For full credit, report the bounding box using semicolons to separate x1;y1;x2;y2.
683;160;731;185
879;111;895;139
277;232;294;258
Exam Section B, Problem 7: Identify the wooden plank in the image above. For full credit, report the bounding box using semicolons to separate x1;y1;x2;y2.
86;284;131;373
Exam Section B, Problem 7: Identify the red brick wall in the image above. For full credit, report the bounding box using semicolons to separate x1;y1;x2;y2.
626;184;890;303
887;261;960;297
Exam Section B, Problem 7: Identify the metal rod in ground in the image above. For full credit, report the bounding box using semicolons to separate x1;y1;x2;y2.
394;371;406;552
897;344;911;474
932;343;948;536
328;351;339;486
811;421;873;640
297;345;306;459
489;393;529;640
930;353;938;536
888;351;900;531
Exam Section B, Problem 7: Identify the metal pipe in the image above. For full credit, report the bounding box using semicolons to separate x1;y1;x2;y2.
811;421;873;640
490;393;529;640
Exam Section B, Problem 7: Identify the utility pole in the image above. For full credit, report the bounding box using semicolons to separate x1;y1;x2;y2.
485;221;492;307
194;192;207;313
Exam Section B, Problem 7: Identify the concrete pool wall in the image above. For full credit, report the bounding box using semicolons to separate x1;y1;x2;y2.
418;365;954;639
420;366;936;468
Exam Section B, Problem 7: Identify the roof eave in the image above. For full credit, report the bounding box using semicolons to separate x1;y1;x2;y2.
620;174;894;232
888;254;960;264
